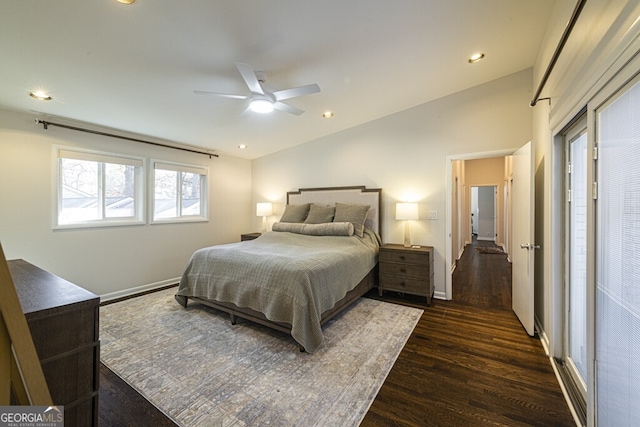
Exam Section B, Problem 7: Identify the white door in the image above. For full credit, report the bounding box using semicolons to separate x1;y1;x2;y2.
511;141;535;336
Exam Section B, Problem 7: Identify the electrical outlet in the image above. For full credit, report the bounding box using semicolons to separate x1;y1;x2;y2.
428;210;438;220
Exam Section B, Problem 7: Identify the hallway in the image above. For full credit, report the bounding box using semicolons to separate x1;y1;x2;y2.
452;237;512;308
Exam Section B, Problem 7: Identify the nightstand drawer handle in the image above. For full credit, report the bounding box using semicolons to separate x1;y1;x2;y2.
400;268;406;273
400;281;406;287
399;255;406;260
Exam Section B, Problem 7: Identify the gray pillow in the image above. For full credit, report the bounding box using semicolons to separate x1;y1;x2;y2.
304;204;336;224
279;203;311;223
272;221;354;236
333;203;370;237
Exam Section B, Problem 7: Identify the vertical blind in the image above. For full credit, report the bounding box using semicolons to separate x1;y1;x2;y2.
596;77;640;426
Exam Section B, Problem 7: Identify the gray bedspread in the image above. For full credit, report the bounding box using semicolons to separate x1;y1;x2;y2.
175;228;380;352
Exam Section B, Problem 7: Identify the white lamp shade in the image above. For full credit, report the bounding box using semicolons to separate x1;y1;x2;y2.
396;202;419;220
256;202;273;217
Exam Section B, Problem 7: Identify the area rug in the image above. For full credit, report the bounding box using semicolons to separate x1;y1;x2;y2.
100;287;422;426
475;246;506;254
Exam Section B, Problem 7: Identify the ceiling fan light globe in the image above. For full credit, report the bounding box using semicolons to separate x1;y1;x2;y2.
250;99;274;113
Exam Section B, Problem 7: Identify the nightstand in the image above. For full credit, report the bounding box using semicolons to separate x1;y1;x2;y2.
378;244;434;305
241;232;261;241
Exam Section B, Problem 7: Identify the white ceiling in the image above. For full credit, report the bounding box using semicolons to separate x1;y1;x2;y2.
1;0;556;159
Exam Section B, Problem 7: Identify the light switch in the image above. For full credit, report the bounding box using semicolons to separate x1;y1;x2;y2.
427;210;438;220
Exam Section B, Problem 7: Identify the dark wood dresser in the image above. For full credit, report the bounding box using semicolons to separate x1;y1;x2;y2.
8;259;100;427
378;244;434;305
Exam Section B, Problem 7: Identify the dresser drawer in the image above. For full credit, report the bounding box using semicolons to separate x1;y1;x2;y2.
379;249;429;265
379;262;429;280
379;274;428;295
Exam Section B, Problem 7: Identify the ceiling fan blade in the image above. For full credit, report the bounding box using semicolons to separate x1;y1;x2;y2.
235;62;264;95
193;90;248;99
273;102;304;116
273;83;320;101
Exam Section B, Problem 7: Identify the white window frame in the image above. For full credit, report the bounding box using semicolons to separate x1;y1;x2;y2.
53;146;146;229
150;160;209;224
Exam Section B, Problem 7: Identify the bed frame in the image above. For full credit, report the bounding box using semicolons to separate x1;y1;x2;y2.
182;185;382;351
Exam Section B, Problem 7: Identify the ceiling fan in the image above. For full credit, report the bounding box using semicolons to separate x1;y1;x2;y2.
194;62;320;116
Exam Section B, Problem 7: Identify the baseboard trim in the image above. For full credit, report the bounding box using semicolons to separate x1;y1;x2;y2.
535;316;550;355
100;277;180;304
433;290;447;300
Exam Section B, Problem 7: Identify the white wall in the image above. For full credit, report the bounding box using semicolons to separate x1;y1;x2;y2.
0;109;252;299
252;68;534;299
532;0;640;356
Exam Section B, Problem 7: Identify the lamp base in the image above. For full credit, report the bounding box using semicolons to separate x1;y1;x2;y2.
403;220;411;247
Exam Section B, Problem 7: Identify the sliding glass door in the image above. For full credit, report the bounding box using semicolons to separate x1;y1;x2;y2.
595;75;640;426
564;117;588;399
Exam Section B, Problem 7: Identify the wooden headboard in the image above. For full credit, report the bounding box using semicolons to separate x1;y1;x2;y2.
286;186;382;235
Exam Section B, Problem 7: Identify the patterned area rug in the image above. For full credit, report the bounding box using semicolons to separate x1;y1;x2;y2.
475;246;506;254
100;288;422;426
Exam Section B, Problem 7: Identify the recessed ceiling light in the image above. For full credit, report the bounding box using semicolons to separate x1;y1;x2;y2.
237;144;247;149
29;91;52;101
116;0;136;4
322;111;334;119
468;53;485;63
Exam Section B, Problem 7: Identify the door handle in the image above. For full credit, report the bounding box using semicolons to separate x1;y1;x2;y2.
520;243;540;250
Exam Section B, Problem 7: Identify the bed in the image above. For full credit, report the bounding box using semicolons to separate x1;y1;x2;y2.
175;186;382;353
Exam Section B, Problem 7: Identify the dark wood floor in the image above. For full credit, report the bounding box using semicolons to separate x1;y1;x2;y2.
99;238;574;426
361;238;574;426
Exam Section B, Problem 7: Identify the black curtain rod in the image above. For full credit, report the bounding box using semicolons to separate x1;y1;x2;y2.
36;119;219;158
530;0;587;107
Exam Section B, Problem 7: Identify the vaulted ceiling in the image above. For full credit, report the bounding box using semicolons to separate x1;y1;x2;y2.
0;1;556;159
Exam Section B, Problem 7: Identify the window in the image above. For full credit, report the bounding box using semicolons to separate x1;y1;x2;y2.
56;148;144;228
152;161;208;222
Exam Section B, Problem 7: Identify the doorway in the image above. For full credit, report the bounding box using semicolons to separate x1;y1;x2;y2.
471;185;497;242
445;148;526;303
446;153;511;301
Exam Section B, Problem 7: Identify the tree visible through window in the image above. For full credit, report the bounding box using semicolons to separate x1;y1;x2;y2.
153;162;207;221
57;149;144;227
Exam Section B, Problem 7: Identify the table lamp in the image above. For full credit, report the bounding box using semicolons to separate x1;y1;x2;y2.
396;202;419;247
256;202;273;233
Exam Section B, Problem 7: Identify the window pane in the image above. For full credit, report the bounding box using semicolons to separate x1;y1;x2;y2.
154;169;178;219
181;172;201;216
59;158;100;223
596;78;640;426
105;163;135;218
569;132;588;382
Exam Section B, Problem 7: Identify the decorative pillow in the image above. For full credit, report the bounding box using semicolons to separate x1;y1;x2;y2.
304;204;336;224
279;203;311;223
333;202;370;237
272;222;354;236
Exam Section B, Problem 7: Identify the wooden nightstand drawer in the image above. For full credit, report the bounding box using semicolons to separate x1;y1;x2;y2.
379;262;429;280
378;244;434;305
379;274;428;295
379;250;429;266
241;232;261;241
